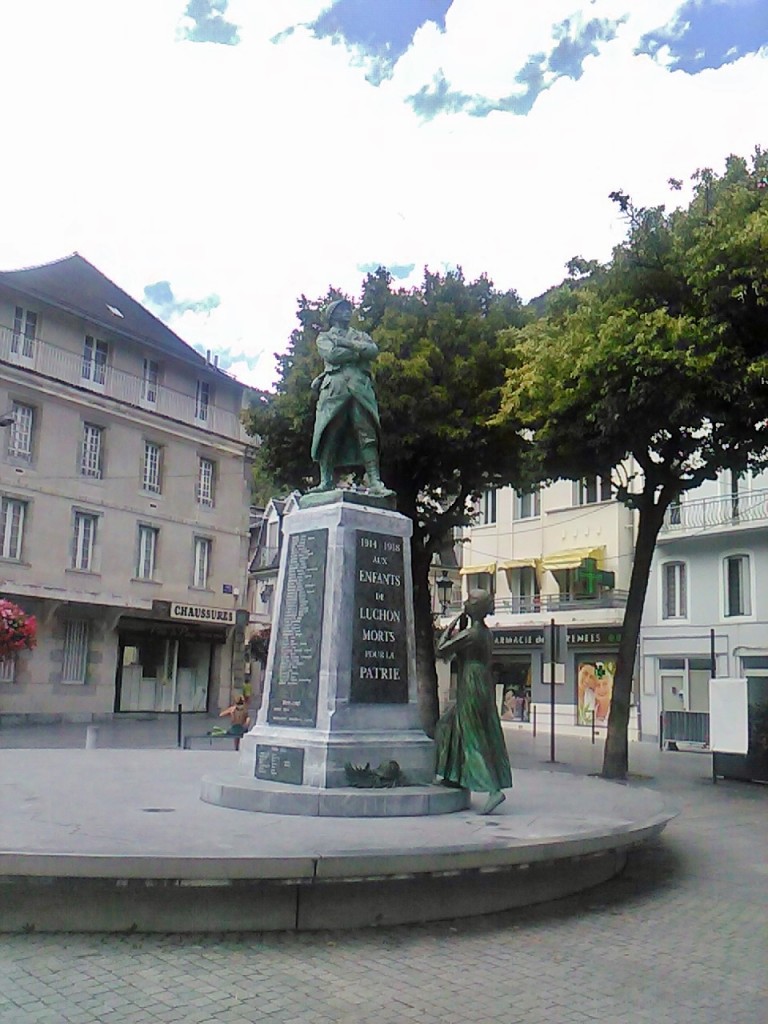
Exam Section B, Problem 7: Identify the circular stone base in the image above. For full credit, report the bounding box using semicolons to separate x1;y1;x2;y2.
201;773;471;816
0;750;677;933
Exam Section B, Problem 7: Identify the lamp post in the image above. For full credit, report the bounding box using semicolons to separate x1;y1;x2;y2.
436;571;453;616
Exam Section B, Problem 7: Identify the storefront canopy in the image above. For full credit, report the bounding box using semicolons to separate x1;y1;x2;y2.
540;546;605;572
459;562;497;576
498;558;539;571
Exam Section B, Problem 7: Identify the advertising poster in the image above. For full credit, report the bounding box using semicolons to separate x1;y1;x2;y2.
577;659;615;726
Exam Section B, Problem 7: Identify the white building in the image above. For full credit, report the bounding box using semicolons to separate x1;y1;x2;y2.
640;469;768;743
0;254;253;721
454;476;638;737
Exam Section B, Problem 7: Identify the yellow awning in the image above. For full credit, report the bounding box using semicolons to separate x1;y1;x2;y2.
459;562;497;576
498;558;539;571
540;546;605;572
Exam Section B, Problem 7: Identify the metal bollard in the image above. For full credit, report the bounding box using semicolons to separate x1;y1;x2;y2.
85;725;99;749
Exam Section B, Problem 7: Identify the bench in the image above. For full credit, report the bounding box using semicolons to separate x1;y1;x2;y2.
183;731;240;750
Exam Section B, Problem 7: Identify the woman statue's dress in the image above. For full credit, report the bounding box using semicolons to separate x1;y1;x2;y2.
435;623;513;793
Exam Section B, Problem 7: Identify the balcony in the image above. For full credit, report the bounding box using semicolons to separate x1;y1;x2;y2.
494;592;629;615
0;323;245;439
662;489;768;535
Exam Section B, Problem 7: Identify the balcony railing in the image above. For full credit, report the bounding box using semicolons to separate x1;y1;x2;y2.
662;489;768;533
0;322;245;439
494;592;629;614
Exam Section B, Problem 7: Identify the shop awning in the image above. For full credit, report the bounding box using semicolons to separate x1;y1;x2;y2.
498;558;539;571
540;546;605;572
459;562;497;576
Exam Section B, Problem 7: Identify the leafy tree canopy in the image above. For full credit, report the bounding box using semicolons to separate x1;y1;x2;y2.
497;148;768;777
248;267;529;546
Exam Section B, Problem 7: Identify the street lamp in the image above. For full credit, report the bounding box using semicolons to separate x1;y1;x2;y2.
0;410;15;428
436;571;453;615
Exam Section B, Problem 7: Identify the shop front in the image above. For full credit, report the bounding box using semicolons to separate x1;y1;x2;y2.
492;628;544;722
114;603;236;713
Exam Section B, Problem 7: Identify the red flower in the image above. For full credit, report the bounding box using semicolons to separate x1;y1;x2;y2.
0;600;37;660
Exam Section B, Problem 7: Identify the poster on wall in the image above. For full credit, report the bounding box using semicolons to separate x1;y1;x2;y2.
577;660;615;726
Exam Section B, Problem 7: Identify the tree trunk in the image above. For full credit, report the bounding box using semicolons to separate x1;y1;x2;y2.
411;539;440;737
601;500;666;779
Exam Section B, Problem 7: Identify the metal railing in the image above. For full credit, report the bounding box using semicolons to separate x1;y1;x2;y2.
493;591;629;614
663;489;768;533
0;322;245;439
660;710;710;748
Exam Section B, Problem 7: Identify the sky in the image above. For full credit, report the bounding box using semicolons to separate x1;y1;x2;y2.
2;0;767;391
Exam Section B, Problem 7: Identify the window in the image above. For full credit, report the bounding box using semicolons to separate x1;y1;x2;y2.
479;488;497;525
136;525;159;580
72;512;98;571
517;566;540;610
82;336;108;385
0;656;16;682
7;403;34;461
193;536;211;588
197;458;215;506
515;489;540;519
142;441;162;493
467;571;495;596
195;380;210;422
11;306;36;359
575;476;612;505
724;554;751;617
142;359;159;405
0;497;25;560
662;561;687;619
62;620;89;683
80;424;103;479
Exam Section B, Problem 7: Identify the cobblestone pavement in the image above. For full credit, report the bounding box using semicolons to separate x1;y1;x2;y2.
1;732;766;1024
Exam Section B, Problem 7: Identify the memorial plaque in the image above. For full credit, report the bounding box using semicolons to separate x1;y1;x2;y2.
351;530;408;703
255;744;305;785
268;528;328;726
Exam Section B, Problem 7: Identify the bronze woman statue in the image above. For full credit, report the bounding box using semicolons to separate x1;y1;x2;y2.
435;589;512;814
310;299;393;496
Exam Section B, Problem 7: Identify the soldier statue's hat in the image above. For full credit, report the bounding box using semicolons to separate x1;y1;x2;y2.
325;299;353;325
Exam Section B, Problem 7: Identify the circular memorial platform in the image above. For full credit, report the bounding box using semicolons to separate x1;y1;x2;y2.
0;749;676;933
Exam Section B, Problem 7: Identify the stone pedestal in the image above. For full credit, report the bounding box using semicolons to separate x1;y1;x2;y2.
224;492;466;816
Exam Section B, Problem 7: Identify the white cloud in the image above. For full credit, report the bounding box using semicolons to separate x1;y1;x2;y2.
1;0;766;394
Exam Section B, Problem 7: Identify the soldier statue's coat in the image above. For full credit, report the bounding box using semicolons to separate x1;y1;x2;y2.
310;324;381;468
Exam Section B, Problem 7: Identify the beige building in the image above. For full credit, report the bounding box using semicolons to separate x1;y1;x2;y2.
0;254;253;721
454;477;638;737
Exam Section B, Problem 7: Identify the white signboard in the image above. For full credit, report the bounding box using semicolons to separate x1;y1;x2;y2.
709;677;748;754
170;603;235;626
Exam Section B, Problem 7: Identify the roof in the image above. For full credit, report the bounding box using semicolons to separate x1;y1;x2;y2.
0;253;230;378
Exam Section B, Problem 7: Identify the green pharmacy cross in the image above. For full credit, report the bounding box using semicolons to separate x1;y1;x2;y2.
575;558;615;595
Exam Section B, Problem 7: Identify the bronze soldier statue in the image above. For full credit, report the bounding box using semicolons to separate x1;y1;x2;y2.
310;299;393;496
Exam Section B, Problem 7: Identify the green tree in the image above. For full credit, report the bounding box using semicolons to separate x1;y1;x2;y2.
497;150;768;779
246;268;528;732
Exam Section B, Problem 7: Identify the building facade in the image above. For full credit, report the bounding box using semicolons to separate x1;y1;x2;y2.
0;254;252;720
454;477;639;737
639;469;768;743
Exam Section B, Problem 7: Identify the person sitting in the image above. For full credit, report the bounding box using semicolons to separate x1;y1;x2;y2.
219;695;251;750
